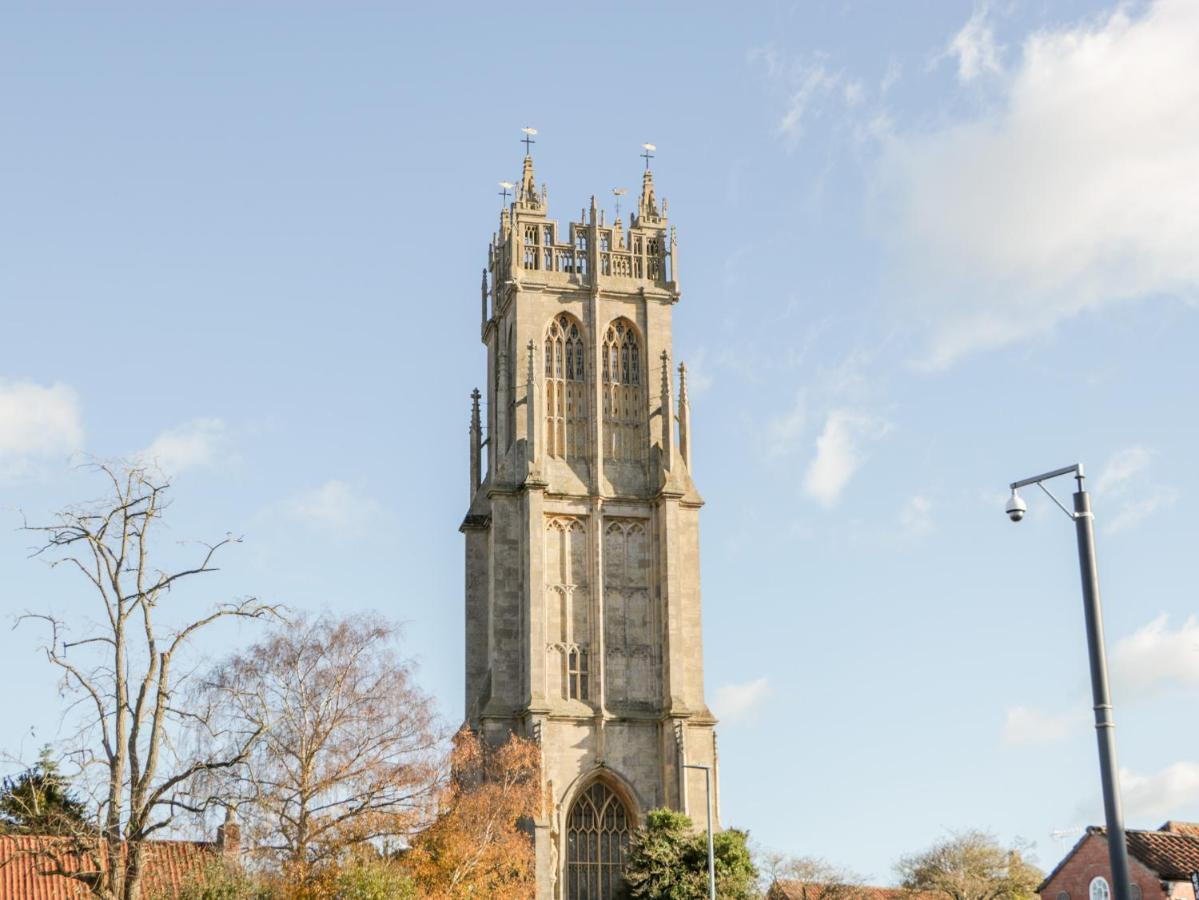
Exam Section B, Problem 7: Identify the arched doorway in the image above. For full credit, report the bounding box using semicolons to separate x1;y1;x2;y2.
565;781;632;900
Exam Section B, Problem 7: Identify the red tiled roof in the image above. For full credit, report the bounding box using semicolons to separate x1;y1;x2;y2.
1159;821;1199;838
0;835;216;899
768;882;942;900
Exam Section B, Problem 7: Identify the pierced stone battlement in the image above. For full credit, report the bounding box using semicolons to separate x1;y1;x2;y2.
486;154;679;300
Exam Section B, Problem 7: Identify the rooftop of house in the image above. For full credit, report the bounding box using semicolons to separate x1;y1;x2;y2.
1039;821;1199;891
0;830;233;899
767;882;943;900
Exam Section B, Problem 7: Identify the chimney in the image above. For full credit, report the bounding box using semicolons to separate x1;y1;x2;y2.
216;807;241;860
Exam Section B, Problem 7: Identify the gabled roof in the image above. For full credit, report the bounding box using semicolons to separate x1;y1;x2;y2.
1039;824;1199;892
0;835;215;899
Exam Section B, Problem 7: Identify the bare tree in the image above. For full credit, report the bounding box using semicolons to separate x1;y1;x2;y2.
18;462;276;900
757;851;867;900
896;831;1043;900
198;613;442;881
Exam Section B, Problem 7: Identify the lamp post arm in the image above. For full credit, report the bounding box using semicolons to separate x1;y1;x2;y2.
1010;463;1083;491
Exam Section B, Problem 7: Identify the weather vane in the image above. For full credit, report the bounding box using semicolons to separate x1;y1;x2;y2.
498;181;514;205
612;187;628;219
641;143;656;170
521;127;538;155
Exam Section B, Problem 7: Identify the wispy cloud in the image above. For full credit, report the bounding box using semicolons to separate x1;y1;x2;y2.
943;4;1002;82
803;410;890;507
712;677;773;724
285;480;383;534
1001;704;1088;746
1093;446;1176;534
750;47;848;146
899;494;934;537
877;0;1199;366
1112;614;1199;700
0;379;83;479
138;418;229;475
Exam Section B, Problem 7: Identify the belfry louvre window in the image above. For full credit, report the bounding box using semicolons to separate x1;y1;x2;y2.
602;319;644;461
545;315;588;460
567;647;589;700
565;782;631;900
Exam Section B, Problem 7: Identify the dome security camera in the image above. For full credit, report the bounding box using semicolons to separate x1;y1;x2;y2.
1006;490;1027;523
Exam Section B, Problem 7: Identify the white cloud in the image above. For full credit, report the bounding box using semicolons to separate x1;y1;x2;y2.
1096;446;1153;494
802;410;890;507
286;480;383;533
945;5;1002;82
0;379;83;477
1112;614;1199;700
712;677;773;724
1117;762;1199;820
878;0;1199;366
1001;704;1087;746
1092;446;1176;534
1105;487;1177;534
899;494;934;537
138;418;228;474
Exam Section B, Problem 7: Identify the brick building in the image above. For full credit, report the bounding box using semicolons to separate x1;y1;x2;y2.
1039;821;1199;900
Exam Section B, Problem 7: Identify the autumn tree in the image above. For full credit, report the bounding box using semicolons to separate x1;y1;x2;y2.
19;462;276;900
199;614;442;881
0;746;89;835
621;808;758;900
404;727;541;899
896;831;1043;900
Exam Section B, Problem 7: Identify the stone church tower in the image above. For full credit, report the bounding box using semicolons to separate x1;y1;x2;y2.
461;143;718;900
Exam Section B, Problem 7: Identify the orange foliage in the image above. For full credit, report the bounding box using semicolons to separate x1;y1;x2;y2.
404;728;541;899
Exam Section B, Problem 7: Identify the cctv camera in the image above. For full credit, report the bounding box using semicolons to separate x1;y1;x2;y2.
1006;491;1027;523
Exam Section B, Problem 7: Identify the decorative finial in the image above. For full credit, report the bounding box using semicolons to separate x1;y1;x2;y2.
521;127;538;156
641;143;656;170
498;181;514;205
612;187;628;219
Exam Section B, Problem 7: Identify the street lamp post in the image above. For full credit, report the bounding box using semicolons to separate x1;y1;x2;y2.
683;763;715;900
1006;463;1132;900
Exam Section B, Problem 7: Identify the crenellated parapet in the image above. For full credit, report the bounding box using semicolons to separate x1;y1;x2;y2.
485;153;679;328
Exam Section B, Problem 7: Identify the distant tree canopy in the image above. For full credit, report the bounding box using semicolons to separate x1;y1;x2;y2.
620;807;758;900
0;746;89;835
896;831;1044;900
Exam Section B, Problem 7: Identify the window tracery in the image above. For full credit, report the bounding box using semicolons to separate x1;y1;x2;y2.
545;517;591;703
545;315;588;460
565;782;631;900
602;319;644;462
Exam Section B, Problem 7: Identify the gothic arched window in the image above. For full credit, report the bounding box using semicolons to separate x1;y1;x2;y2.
565;782;632;900
545;315;588;460
602;319;644;462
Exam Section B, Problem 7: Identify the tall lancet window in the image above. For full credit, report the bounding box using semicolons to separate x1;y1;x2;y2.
602;319;644;461
545;315;588;460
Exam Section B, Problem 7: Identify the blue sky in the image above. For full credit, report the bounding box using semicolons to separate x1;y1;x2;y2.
3;0;1198;883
